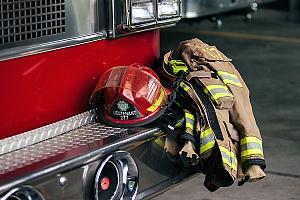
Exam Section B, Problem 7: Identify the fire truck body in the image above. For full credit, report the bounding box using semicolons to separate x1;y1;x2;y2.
0;0;185;199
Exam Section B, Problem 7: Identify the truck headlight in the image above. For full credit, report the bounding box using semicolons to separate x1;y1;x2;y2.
106;0;181;37
158;0;180;19
132;0;155;24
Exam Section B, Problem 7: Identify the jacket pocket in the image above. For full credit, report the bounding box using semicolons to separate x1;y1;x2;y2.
199;76;234;109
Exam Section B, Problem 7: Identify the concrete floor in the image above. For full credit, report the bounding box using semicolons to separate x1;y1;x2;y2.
154;8;300;200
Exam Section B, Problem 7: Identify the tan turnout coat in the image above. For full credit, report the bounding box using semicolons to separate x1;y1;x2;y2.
161;38;266;187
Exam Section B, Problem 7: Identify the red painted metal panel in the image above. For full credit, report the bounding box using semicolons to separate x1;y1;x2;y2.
0;30;160;139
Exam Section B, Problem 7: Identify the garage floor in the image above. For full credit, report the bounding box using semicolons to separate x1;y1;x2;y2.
153;7;300;200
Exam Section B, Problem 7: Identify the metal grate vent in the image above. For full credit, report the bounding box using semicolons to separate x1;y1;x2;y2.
0;0;66;45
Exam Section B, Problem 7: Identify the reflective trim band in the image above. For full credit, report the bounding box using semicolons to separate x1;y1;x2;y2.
204;85;233;100
205;84;229;91
223;79;243;87
200;140;215;154
219;146;237;171
175;118;185;128
185;112;195;121
221;151;238;171
180;82;190;91
201;132;214;145
200;128;213;138
185;117;195;130
241;142;263;152
210;92;234;100
217;71;243;87
186;121;194;130
200;128;215;154
219;146;238;164
241;149;264;157
185;111;195;130
240;137;262;145
240;137;264;158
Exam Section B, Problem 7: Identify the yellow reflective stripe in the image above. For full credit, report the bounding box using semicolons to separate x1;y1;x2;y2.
185;112;195;121
241;142;262;152
217;71;243;87
200;128;213;138
222;79;243;87
241;149;264;157
185;111;195;130
204;84;234;100
217;71;238;78
240;137;262;145
222;155;237;171
200;140;215;154
146;89;165;112
219;146;238;164
175;118;185;128
179;82;190;91
186;122;194;130
205;84;228;91
219;146;237;171
211;92;234;100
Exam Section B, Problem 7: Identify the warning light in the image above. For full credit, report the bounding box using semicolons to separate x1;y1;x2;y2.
100;177;110;190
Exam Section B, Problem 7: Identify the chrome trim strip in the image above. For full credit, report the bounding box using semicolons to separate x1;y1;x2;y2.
0;33;106;62
0;109;99;155
113;23;177;38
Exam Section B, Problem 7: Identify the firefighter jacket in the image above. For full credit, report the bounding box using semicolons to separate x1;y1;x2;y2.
159;38;266;190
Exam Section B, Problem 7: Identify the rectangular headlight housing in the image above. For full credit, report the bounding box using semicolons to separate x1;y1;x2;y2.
158;0;180;19
131;0;156;24
107;0;182;37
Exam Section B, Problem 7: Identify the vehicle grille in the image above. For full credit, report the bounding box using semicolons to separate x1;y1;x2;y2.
0;0;66;45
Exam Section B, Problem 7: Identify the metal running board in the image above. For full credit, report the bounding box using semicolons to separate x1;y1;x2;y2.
0;109;99;155
0;122;127;176
0;109;161;194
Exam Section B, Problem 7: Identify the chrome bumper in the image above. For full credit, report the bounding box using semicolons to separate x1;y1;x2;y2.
0;110;196;199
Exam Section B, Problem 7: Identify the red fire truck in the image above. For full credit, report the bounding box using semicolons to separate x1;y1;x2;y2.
0;0;190;199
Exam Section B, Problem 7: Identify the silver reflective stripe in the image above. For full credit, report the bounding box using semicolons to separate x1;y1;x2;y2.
221;151;237;167
185;117;194;126
200;133;214;146
219;73;240;84
217;71;243;87
200;128;215;153
207;87;232;96
241;142;263;152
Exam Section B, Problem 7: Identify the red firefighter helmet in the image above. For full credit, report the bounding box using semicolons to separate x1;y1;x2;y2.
89;63;172;127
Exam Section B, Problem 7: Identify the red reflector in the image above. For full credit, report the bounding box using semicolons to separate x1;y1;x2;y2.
100;177;110;190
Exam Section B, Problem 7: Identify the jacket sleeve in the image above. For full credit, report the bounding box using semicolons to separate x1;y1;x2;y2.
220;62;266;172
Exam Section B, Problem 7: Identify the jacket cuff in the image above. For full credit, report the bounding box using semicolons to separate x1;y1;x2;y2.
242;158;266;173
